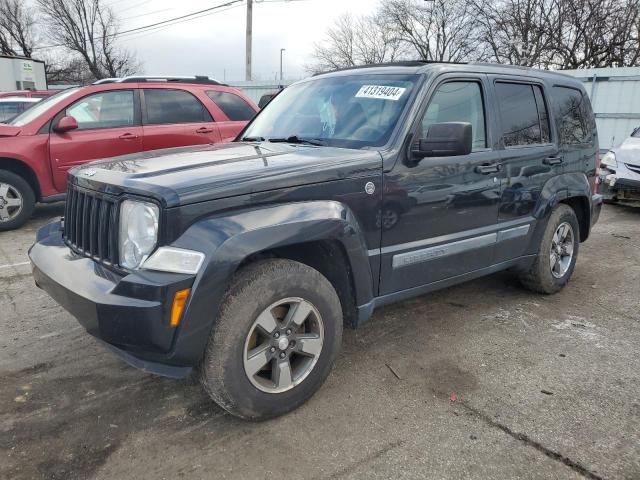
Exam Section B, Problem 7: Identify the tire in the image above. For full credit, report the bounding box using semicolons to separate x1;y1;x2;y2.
200;259;343;420
0;170;35;232
518;204;580;294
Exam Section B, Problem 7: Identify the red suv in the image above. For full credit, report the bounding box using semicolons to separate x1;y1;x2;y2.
0;76;258;230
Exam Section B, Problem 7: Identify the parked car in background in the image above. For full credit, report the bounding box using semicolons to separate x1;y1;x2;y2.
0;97;41;123
599;126;640;202
258;87;284;109
0;76;258;230
0;90;57;99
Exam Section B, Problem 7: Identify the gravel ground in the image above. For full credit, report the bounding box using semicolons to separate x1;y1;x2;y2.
0;203;638;480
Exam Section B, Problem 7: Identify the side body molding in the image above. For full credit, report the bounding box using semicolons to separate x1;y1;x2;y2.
167;200;374;365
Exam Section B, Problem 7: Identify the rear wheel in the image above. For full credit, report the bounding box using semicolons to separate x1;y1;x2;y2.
0;170;35;231
200;259;343;420
518;204;579;294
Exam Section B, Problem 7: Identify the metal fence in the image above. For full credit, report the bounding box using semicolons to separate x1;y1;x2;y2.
562;67;640;151
228;79;298;104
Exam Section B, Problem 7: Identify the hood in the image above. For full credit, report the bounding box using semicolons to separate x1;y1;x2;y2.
614;136;640;167
0;124;21;137
71;142;381;207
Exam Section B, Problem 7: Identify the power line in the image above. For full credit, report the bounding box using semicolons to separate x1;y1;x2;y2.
119;3;245;41
32;0;244;51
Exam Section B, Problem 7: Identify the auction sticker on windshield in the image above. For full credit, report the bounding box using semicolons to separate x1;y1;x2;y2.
355;85;406;101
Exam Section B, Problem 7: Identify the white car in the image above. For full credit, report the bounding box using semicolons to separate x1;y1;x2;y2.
0;97;41;123
600;127;640;202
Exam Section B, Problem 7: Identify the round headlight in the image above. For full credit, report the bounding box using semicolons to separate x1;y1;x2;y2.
119;200;159;269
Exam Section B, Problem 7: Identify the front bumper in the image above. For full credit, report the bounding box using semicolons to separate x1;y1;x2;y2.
29;220;195;377
599;174;640;201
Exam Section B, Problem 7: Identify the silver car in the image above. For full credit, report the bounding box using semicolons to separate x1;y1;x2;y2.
600;127;640;202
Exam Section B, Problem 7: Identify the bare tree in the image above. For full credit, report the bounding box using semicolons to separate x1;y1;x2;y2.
381;0;485;62
0;0;37;57
36;0;139;80
473;0;640;69
310;12;408;73
550;0;640;68
471;0;558;67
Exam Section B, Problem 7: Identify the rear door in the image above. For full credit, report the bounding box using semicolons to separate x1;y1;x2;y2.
204;90;257;141
491;78;560;263
48;89;142;191
141;88;221;151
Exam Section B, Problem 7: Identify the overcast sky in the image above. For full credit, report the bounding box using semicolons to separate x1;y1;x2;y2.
112;0;378;82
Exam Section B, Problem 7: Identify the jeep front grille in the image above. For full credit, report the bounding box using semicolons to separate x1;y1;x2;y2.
63;184;119;264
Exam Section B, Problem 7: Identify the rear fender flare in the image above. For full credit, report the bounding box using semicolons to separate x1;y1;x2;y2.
527;172;592;252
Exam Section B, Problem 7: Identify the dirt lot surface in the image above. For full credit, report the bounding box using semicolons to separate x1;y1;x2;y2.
1;203;639;480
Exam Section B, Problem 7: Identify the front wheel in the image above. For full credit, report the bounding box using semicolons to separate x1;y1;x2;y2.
0;170;35;231
518;204;580;294
200;259;343;420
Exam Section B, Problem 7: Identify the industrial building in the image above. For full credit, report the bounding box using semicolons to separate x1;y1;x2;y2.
0;55;47;92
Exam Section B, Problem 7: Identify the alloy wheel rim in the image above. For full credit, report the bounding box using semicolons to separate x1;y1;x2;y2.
243;297;324;393
0;183;23;223
550;222;574;279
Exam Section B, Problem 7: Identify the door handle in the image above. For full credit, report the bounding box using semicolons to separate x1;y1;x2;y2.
196;127;214;134
474;163;502;174
119;133;138;140
543;156;564;165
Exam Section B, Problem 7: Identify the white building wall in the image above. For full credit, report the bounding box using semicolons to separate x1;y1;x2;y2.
0;56;47;91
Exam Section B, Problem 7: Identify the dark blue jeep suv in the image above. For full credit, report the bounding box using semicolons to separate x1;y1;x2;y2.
30;62;602;419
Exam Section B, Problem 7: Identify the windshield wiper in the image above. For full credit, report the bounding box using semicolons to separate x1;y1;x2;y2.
241;136;265;142
268;135;325;146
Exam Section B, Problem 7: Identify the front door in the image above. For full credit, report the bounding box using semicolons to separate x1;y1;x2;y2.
379;76;502;295
49;89;142;191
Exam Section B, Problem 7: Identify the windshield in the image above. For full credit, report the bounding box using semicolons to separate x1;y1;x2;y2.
242;74;419;149
8;88;79;126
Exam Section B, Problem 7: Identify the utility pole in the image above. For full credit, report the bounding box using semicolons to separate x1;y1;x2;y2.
280;48;285;82
246;0;253;81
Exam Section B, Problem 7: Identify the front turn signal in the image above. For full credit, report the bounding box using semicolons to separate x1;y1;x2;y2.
170;288;191;327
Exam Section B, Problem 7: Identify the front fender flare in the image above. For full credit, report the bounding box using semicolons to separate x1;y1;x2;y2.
167;201;374;365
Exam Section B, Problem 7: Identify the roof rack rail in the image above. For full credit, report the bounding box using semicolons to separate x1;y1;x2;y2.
116;75;222;85
313;60;468;76
92;78;120;84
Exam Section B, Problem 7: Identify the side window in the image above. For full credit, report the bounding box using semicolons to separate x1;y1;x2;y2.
67;90;135;130
496;82;548;147
144;89;212;125
552;86;589;145
0;103;21;122
420;81;487;150
206;90;256;121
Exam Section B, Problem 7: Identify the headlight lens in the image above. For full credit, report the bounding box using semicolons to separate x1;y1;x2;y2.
600;151;617;168
142;246;205;274
119;200;159;269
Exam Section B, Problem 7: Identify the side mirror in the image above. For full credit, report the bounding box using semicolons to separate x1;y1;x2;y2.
411;122;472;160
54;116;78;133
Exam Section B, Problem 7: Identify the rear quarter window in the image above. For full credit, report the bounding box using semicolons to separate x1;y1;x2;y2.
206;91;256;121
552;86;593;145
